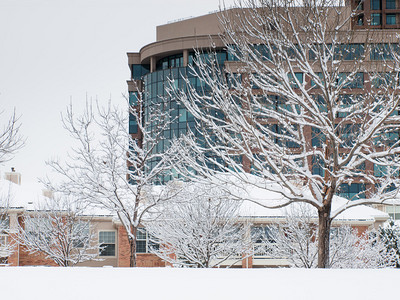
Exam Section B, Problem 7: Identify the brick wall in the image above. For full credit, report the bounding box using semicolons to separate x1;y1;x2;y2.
117;225;165;267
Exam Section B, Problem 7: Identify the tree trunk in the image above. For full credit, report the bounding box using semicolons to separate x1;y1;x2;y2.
317;205;332;268
130;226;137;267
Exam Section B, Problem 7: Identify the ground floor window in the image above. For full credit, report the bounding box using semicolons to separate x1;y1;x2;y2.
99;231;116;257
385;205;400;221
136;228;159;253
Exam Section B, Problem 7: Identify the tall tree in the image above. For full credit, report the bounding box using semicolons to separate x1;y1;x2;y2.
172;0;400;267
46;100;177;267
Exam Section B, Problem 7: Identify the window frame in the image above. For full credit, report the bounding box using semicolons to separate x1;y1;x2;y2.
98;230;117;257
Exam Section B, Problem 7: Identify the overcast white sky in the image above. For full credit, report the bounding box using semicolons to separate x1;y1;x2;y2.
0;0;235;186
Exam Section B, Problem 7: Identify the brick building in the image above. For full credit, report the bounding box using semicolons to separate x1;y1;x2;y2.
0;171;389;267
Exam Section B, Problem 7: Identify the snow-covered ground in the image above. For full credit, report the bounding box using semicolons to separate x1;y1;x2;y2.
0;267;398;299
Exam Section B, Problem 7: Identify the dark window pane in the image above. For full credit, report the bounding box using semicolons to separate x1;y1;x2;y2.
387;14;396;25
371;13;382;25
371;0;381;10
386;0;396;9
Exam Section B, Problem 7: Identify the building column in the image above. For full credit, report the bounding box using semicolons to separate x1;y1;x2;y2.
150;56;156;72
7;212;20;266
183;49;189;67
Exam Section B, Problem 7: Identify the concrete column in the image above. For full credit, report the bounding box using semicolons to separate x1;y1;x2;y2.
183;49;189;66
150;56;156;72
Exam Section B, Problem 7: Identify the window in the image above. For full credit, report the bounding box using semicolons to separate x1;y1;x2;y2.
129;91;139;106
386;14;396;25
131;64;149;80
251;226;276;257
312;127;326;147
341;124;361;147
73;223;90;248
156;54;183;70
338;183;366;199
386;0;396;9
337;72;364;89
0;216;9;234
371;13;382;26
371;0;381;10
334;44;364;61
337;94;362;118
356;0;364;10
129;114;138;134
357;14;364;26
312;155;325;176
370;44;400;60
0;235;8;248
385;206;400;220
99;231;116;257
288;72;303;88
136;228;158;253
374;164;399;177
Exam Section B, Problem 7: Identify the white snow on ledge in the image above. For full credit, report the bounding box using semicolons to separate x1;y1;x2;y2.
0;267;399;300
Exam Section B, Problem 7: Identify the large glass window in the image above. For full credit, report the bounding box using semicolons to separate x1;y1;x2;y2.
156;54;183;70
132;64;149;80
99;231;116;257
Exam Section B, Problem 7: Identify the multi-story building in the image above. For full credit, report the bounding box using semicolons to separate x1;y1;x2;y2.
127;3;400;209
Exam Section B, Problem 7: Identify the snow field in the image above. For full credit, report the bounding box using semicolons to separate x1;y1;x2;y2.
0;267;398;300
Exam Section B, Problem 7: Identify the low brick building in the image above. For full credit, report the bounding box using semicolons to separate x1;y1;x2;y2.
0;171;391;268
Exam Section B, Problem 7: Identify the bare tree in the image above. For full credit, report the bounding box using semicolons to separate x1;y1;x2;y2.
0;110;24;165
0;110;24;261
258;205;396;268
46;100;178;267
17;195;100;267
0;205;11;263
171;0;400;267
145;181;251;268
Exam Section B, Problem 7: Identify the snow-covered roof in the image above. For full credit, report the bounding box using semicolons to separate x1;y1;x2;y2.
239;196;389;222
0;178;113;217
236;182;389;222
0;178;45;210
208;174;389;223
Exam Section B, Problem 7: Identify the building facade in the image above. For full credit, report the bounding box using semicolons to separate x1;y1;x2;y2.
127;3;400;202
